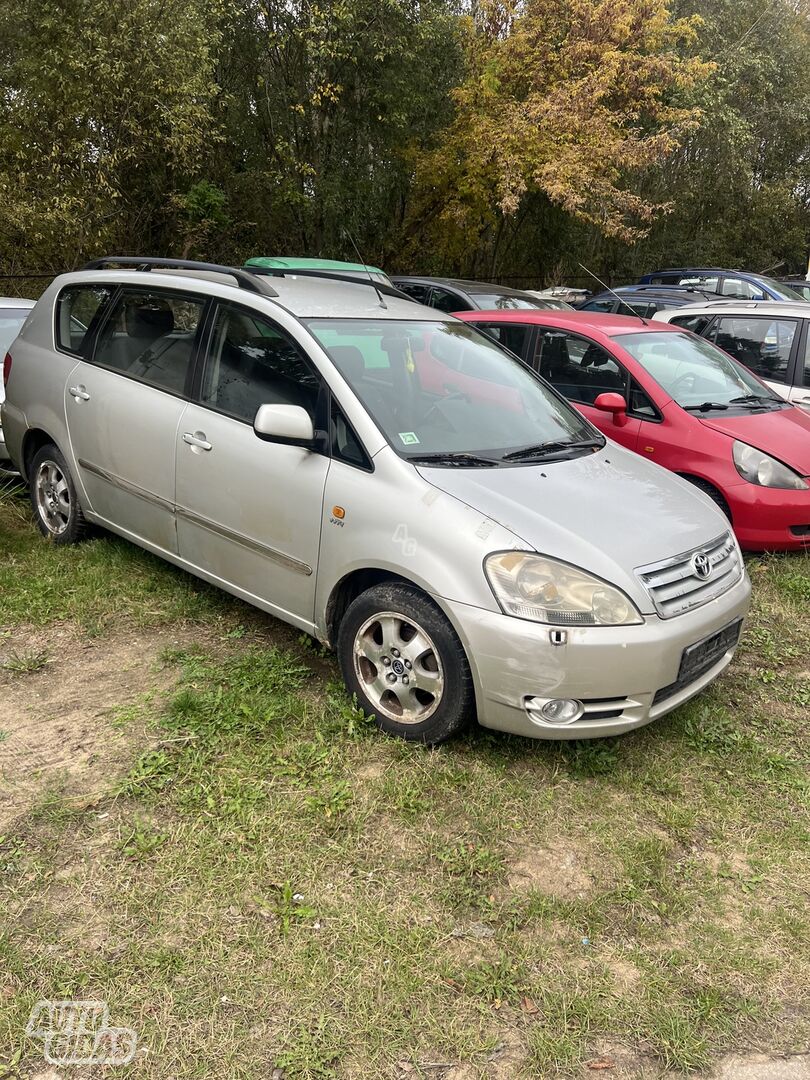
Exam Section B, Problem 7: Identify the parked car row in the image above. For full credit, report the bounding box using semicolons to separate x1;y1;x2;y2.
458;308;810;552
1;255;808;748
2;256;758;748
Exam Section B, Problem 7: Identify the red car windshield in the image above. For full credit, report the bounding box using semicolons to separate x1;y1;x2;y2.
616;332;779;408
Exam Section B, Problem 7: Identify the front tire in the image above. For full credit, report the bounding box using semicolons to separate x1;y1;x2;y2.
337;582;475;744
29;444;89;544
683;475;732;521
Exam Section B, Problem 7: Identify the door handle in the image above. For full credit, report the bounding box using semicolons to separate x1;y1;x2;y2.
182;431;212;451
69;385;90;401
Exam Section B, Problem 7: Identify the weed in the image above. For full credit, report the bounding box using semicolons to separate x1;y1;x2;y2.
2;649;50;675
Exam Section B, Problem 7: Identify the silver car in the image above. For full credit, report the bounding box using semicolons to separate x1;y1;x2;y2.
0;297;35;471
1;258;751;743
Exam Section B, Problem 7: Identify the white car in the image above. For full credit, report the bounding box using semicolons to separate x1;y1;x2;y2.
0;298;35;471
654;301;810;412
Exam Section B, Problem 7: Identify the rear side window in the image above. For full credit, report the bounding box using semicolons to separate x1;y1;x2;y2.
93;288;206;395
669;313;713;335
803;334;810;388
721;277;766;300
430;286;469;313
55;284;115;357
476;322;530;358
396;282;431;305
581;298;616;313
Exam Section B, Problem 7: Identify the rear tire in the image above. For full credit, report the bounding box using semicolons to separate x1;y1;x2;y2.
337;582;475;744
29;444;89;545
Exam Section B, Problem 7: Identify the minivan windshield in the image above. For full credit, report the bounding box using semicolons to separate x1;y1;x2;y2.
309;319;602;462
616;331;782;410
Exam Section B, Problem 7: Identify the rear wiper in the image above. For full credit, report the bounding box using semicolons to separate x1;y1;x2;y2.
501;438;603;462
408;452;501;467
683;402;729;412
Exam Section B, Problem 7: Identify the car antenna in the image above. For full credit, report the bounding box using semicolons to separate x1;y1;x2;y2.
344;230;387;310
577;262;648;325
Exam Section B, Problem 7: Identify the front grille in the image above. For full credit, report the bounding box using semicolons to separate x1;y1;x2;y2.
636;532;742;619
653;618;742;705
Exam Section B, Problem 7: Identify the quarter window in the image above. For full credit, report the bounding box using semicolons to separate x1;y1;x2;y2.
712;317;797;384
330;397;369;469
56;284;115;357
628;378;659;419
201;303;320;424
534;331;626;404
93;289;204;394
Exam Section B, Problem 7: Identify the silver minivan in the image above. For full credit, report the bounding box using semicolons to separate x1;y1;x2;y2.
1;258;751;743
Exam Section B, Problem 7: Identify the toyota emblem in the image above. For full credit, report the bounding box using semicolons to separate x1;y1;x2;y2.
691;552;712;579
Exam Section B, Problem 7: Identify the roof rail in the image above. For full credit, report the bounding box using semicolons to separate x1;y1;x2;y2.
82;256;280;298
246;265;413;301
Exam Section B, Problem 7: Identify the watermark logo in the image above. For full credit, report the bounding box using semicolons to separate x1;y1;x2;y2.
26;1000;137;1066
392;523;417;557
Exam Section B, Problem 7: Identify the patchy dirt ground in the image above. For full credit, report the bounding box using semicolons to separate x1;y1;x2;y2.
0;622;211;829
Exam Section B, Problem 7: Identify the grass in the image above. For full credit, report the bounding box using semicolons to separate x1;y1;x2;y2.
0;491;809;1077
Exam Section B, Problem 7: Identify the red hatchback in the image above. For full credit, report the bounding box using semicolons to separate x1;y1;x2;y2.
457;310;810;551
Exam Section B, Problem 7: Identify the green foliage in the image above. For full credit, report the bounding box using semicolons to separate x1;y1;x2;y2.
0;0;224;270
0;0;807;289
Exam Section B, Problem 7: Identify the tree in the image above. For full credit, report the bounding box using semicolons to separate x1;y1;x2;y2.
0;0;223;271
403;0;713;270
208;0;464;265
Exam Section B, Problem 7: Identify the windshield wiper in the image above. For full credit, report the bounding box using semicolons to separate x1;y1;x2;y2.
408;452;501;467
501;438;603;462
683;402;729;412
728;394;782;408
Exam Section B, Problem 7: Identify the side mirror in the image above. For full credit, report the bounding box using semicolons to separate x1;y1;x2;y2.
254;403;314;445
593;392;629;427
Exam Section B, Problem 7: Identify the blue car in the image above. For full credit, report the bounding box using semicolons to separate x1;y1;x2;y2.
638;268;808;302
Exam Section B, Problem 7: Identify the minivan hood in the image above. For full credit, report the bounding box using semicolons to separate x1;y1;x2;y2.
416;444;729;611
699;407;810;476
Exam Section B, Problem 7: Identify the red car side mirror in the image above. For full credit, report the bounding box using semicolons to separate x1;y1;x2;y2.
593;392;629;427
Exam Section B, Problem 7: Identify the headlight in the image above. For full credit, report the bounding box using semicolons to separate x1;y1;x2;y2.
484;552;642;626
732;441;808;490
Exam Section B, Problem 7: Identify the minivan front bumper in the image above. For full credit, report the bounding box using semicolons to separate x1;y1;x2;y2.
443;572;751;739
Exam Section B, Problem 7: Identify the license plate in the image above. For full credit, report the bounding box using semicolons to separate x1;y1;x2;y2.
678;618;743;683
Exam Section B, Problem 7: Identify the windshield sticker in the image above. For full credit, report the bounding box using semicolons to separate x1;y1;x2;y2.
398;432;420;445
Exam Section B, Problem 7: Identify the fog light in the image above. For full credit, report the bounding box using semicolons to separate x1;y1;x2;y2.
541;698;582;723
525;696;583;726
